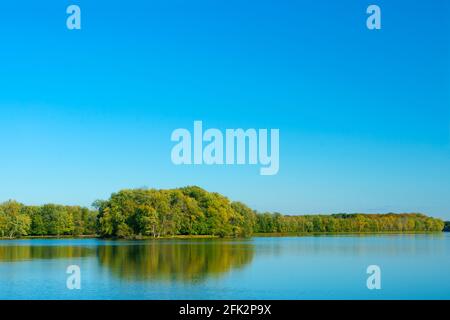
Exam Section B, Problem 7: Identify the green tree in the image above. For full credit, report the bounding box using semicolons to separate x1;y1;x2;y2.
0;201;31;238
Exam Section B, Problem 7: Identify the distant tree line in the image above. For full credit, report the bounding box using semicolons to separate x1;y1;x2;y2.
0;186;446;239
254;212;445;233
0;201;96;238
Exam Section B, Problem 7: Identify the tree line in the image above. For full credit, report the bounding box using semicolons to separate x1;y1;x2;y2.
0;200;96;238
254;212;445;233
0;186;446;239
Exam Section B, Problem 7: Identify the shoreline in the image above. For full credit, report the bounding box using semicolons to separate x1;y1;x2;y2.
0;231;446;241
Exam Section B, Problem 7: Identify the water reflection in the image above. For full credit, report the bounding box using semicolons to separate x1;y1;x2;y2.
254;233;448;257
97;240;255;282
0;240;255;282
0;245;95;261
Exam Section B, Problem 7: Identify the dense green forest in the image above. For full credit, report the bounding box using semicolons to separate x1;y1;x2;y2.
254;212;444;233
94;186;256;238
0;186;445;239
0;201;96;238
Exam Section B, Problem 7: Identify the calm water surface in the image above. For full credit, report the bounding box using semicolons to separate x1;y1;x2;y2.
0;234;449;299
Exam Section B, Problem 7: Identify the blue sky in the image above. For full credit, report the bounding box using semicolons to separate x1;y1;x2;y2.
0;0;449;219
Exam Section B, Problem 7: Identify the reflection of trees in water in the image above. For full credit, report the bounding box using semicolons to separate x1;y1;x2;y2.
97;241;255;282
254;233;448;257
0;240;255;282
0;245;94;261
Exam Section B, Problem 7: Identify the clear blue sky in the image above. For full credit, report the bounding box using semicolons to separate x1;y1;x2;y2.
0;0;449;219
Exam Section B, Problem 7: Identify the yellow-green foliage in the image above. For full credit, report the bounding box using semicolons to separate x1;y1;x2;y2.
0;186;445;239
254;212;444;233
0;200;97;238
95;186;256;238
